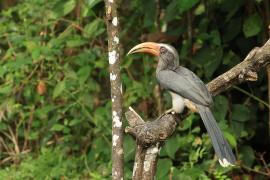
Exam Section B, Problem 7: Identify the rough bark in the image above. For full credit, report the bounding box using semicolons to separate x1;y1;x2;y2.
125;107;178;180
104;1;124;179
125;39;270;180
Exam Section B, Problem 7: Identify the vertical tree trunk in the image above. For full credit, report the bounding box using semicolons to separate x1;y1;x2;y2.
104;1;124;179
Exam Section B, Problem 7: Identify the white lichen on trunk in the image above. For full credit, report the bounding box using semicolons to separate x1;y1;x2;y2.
110;73;117;81
113;111;122;128
132;162;138;177
113;36;119;44
112;134;119;146
112;17;118;26
109;50;117;64
143;145;159;172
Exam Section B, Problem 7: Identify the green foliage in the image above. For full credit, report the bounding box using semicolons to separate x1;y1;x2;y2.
0;147;86;179
0;0;269;179
243;13;263;37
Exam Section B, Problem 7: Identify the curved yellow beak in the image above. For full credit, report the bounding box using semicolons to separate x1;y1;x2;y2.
127;42;160;56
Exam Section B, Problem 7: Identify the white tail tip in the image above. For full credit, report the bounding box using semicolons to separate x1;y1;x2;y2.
218;158;235;167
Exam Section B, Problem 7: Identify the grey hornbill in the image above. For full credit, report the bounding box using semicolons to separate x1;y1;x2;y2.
127;42;236;167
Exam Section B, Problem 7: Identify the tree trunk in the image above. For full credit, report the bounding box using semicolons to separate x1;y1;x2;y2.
104;1;124;179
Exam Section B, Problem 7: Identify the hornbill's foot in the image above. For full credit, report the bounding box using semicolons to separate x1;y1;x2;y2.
183;99;198;112
165;108;176;114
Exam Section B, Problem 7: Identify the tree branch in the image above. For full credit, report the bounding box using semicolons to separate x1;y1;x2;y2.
125;107;178;180
125;39;270;180
104;1;124;179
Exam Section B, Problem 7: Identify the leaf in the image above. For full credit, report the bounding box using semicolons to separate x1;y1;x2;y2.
69;119;82;126
51;124;65;131
178;134;195;149
191;127;200;133
53;80;66;99
179;113;195;131
232;104;250;122
50;0;76;19
124;136;135;162
223;50;240;66
66;38;87;48
193;46;223;78
239;146;255;167
178;0;199;13
213;95;228;121
0;122;8;131
85;0;102;9
0;84;12;95
28;132;39;140
0;66;6;78
210;30;221;46
181;167;205;179
223;18;242;42
164;0;179;21
59;0;76;16
77;66;91;84
223;131;237;147
165;136;180;159
231;121;244;137
220;0;245;21
194;4;205;15
83;19;105;39
243;13;262;37
31;48;41;61
165;0;199;21
5;55;32;71
204;48;222;78
142;0;156;27
174;173;193;180
156;159;172;178
88;137;110;161
35;105;56;119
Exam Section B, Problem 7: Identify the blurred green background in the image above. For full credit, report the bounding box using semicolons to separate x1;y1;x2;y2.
0;0;269;179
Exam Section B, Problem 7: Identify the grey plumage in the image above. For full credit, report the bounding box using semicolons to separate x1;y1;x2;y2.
157;66;236;166
197;105;236;165
156;66;212;106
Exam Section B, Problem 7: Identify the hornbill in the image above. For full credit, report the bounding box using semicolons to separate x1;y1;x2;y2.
127;42;236;167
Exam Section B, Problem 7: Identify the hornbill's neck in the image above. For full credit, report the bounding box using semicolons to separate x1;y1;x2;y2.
156;56;178;73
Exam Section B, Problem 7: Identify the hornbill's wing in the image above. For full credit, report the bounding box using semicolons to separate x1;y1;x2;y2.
156;66;213;106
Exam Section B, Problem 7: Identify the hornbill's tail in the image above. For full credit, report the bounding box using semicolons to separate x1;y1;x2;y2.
197;105;236;167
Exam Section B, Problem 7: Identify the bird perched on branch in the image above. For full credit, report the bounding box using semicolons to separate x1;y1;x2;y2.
127;42;236;167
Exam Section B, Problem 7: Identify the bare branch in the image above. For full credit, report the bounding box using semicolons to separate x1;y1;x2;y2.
125;110;177;145
104;1;123;179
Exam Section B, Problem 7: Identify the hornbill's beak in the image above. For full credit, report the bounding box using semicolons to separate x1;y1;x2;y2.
127;42;160;56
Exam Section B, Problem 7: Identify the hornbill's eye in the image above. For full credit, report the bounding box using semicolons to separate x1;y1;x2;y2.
160;47;167;54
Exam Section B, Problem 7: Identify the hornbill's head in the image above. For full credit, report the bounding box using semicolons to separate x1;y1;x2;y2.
127;42;179;67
